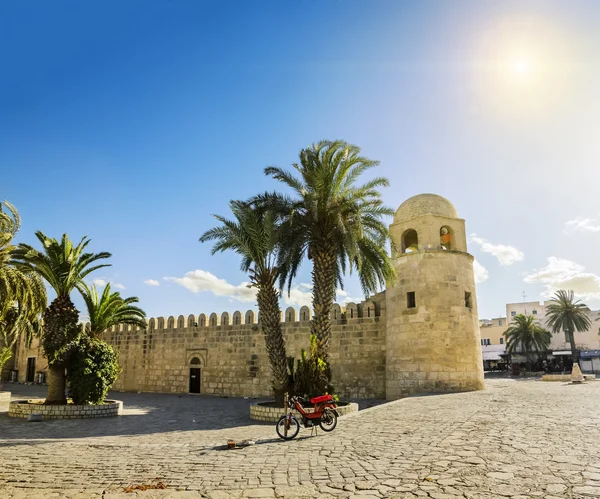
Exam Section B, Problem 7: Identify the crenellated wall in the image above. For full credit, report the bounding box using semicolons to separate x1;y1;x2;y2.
86;294;387;399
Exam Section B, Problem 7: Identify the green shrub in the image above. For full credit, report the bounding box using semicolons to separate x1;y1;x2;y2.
290;335;334;398
67;337;120;405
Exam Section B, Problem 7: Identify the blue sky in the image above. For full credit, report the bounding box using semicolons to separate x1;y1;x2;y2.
2;0;599;321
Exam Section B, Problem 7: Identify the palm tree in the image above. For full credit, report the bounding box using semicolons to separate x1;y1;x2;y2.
13;233;111;404
256;140;395;366
200;201;289;404
504;314;552;370
546;289;592;363
79;282;146;336
0;202;47;384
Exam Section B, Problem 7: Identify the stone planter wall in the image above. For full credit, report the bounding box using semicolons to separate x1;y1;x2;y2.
250;401;358;422
8;399;123;419
541;374;596;382
0;391;11;407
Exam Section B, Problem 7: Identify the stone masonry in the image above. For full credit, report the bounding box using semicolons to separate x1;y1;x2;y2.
13;193;484;402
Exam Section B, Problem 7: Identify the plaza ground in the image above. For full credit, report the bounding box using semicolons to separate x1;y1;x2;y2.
1;378;600;498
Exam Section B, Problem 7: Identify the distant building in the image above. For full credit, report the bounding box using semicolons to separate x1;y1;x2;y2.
480;302;600;373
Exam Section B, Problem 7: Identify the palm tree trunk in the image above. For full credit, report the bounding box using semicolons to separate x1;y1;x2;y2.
568;329;579;364
256;273;288;406
46;364;67;404
311;245;337;364
42;295;79;404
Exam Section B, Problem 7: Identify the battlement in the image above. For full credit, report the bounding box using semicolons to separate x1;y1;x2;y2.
95;294;386;333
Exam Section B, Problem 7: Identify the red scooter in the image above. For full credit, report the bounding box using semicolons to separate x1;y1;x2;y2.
276;394;338;440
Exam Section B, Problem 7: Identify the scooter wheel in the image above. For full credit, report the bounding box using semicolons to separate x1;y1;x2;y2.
319;408;338;432
276;415;300;440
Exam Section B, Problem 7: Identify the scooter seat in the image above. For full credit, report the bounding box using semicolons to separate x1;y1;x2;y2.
310;394;333;404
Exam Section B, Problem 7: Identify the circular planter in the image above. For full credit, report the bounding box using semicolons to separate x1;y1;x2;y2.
8;399;123;419
0;391;11;407
250;400;358;422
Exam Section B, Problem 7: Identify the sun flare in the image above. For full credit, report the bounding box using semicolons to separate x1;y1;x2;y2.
513;59;532;76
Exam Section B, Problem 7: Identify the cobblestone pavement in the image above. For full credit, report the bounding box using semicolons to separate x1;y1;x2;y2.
1;379;600;498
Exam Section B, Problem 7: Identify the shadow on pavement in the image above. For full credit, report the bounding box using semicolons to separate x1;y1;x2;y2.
0;384;384;442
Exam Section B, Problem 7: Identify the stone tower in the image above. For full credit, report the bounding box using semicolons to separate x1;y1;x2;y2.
385;193;484;400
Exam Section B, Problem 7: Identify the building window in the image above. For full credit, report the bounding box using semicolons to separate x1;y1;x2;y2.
500;338;504;345
402;229;419;253
407;292;416;309
465;292;472;309
511;311;516;317
532;309;537;315
480;339;484;346
440;226;453;250
498;319;503;326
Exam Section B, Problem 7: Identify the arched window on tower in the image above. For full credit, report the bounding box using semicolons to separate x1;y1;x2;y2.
440;226;453;250
402;229;419;253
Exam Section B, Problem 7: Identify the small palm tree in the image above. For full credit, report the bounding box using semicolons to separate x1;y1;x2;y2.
0;202;47;384
504;314;552;370
546;289;592;363
256;140;395;366
200;201;289;405
13;233;111;404
79;282;146;336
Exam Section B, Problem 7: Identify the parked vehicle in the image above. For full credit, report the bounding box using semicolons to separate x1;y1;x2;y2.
276;394;338;440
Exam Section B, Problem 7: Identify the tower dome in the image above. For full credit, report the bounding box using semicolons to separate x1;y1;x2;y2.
386;192;484;400
394;193;458;222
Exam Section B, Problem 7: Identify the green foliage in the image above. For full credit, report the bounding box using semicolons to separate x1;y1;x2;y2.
291;335;333;398
0;346;12;377
67;337;120;405
257;140;396;297
504;314;552;365
253;140;395;367
79;282;146;336
546;290;591;340
0;201;47;379
201;201;289;398
13;232;111;298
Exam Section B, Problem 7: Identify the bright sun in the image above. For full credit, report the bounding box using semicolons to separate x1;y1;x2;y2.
513;59;532;76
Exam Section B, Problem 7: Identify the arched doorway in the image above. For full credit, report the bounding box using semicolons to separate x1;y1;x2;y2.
189;357;201;394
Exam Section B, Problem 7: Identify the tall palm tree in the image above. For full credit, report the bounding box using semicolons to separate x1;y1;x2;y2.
0;202;47;384
79;282;147;336
504;314;552;369
255;140;395;365
200;201;289;404
13;233;111;404
546;289;592;363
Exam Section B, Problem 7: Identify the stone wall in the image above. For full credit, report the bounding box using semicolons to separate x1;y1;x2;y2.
14;336;48;384
386;251;484;400
103;294;387;400
9;400;123;419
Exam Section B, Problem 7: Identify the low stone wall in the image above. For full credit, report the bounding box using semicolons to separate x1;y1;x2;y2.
250;401;358;422
541;374;596;382
8;399;123;419
0;391;11;407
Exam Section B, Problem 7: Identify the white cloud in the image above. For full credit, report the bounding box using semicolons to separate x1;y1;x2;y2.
470;233;524;266
144;279;160;287
335;289;363;305
164;270;257;303
524;257;600;300
92;278;124;290
564;216;600;233
280;284;363;308
473;259;489;284
282;283;312;308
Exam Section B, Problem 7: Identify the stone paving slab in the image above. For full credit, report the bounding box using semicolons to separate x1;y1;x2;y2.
1;380;600;498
